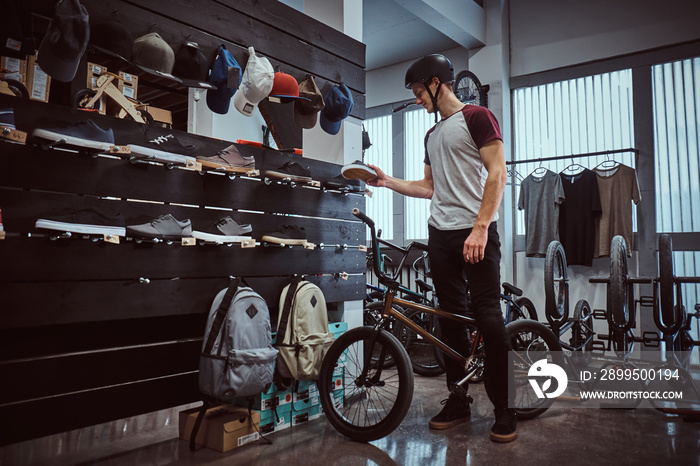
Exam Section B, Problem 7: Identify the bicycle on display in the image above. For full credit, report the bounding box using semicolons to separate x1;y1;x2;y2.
318;209;563;442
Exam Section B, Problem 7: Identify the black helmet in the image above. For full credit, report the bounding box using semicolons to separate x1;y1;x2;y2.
404;54;454;89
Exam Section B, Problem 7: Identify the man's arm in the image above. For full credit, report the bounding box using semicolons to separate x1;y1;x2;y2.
366;163;434;199
463;139;507;264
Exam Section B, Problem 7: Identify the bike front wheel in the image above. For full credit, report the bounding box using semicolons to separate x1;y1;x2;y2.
318;326;414;442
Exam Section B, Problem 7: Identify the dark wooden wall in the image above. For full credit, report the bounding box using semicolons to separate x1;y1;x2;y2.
0;0;366;446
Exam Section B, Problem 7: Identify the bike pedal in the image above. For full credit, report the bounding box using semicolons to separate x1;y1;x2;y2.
641;331;661;347
591;341;607;353
638;296;655;307
592;309;607;320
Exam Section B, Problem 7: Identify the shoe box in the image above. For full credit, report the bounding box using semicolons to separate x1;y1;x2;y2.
1;56;27;85
26;52;50;103
291;380;321;426
179;404;261;452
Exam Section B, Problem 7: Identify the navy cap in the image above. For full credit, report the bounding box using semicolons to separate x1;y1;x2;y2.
37;0;90;82
320;84;353;135
206;44;242;114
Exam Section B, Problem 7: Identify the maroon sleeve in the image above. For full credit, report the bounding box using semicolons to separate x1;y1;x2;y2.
462;105;502;149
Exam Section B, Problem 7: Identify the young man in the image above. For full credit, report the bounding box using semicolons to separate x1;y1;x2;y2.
366;54;516;442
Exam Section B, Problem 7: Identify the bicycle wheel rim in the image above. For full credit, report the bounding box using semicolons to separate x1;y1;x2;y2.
507;319;564;419
319;327;414;442
544;241;568;324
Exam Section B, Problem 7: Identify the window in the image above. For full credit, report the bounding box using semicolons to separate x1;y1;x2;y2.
653;56;700;307
512;70;635;235
363;115;393;239
403;108;433;240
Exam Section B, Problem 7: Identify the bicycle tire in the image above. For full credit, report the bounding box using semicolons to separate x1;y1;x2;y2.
658;234;674;326
512;296;538;322
608;235;630;332
454;70;484;107
364;301;397;368
393;309;445;377
3;78;29;99
507;319;564;420
544;241;569;325
318;326;414;442
571;299;594;365
73;88;100;111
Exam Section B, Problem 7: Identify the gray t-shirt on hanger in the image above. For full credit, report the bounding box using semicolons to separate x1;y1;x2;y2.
518;169;566;257
594;164;641;257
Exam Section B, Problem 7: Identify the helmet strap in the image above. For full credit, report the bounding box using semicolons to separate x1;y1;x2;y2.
424;81;443;123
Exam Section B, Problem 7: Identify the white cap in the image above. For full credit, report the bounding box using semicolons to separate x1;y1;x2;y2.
234;47;274;117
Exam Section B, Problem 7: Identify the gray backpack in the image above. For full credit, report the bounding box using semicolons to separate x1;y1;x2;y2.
199;278;278;401
276;277;335;381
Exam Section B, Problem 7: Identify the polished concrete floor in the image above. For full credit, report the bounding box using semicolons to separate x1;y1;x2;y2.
2;374;699;466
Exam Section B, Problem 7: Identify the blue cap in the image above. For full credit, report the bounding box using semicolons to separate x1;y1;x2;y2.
320;84;354;135
206;44;242;114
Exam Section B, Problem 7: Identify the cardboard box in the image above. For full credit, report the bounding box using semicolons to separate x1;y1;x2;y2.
259;403;292;434
329;321;348;338
179;405;261;452
85;62;107;114
1;56;27;84
26;54;50;102
118;71;138;100
291;399;322;426
140;105;172;126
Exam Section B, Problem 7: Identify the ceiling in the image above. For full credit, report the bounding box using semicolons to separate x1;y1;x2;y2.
362;0;484;71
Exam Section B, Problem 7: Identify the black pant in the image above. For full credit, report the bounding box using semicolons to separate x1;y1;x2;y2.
428;222;511;410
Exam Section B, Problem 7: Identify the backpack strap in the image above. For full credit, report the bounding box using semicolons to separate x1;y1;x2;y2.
276;275;302;345
202;278;241;355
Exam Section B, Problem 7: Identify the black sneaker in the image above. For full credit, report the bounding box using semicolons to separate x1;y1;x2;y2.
429;386;473;430
265;161;312;183
262;224;307;246
490;408;517;442
341;160;377;181
127;132;196;166
0;108;16;129
35;207;126;236
192;216;253;243
126;214;192;239
33;120;115;151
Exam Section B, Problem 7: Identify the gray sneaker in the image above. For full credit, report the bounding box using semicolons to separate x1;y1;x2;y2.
126;214;192;239
197;144;256;173
192;216;253;243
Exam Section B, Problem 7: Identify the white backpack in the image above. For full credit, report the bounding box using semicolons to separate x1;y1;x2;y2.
275;277;335;381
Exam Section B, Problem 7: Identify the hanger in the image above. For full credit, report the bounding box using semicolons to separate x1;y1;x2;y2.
594;153;619;170
529;161;548;178
507;167;524;186
561;157;586;175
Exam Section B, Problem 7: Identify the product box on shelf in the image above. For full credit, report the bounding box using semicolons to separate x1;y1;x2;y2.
329;321;348;338
179;404;261;452
118;71;138;100
258;402;292;434
1;56;27;84
235;381;293;412
26;53;50;102
86;62;107;114
291;396;322;426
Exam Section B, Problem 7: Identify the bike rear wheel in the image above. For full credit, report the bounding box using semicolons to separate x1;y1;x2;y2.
507;319;564;420
393;308;445;377
318;326;414;442
511;296;538;322
544;240;569;324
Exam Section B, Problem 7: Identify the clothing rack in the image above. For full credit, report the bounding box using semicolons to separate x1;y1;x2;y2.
506;148;638;166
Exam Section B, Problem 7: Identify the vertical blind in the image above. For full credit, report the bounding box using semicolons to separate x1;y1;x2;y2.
512;70;636;235
653;56;700;310
403;108;433;240
363;115;394;239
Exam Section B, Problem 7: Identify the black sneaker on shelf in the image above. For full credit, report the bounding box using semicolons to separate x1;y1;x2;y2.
126;214;193;239
33;120;115;152
126;131;197;166
265;161;312;183
197;144;256;173
490;408;517;443
0;108;16;130
35;207;126;236
261;224;307;245
192;216;253;243
428;385;473;430
341;160;377;181
322;175;364;193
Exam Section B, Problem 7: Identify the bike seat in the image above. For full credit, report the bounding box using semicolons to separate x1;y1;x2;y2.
415;279;434;294
502;282;522;297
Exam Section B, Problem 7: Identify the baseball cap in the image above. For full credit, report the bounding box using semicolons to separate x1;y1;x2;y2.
90;20;132;62
233;47;274;117
173;41;216;90
0;0;35;59
132;32;179;81
206;44;242;114
37;0;90;82
294;75;325;129
268;72;310;104
320;84;354;135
